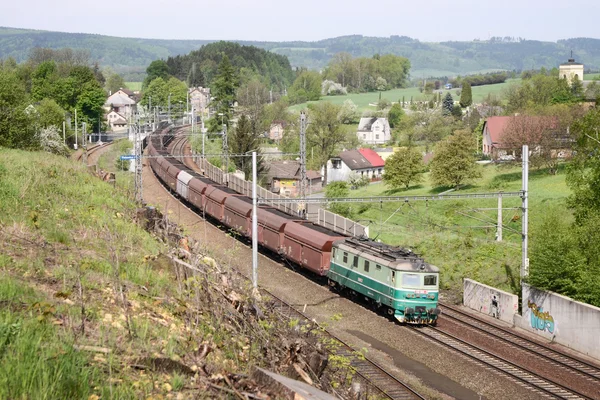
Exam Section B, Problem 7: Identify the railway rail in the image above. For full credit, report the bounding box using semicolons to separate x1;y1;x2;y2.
154;131;427;400
411;324;593;399
74;142;113;163
440;303;600;383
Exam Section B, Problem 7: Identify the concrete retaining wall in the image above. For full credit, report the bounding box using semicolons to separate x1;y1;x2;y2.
463;279;519;324
517;283;600;360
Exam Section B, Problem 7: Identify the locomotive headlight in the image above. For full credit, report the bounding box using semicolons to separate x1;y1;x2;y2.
427;294;435;300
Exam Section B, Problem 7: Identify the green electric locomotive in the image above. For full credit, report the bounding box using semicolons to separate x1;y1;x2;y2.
327;237;441;324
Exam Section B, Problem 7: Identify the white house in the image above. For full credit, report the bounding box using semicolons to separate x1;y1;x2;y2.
326;148;385;183
357;117;391;145
106;110;128;132
104;89;136;119
189;87;210;114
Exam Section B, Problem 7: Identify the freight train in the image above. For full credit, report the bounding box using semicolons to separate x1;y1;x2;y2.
146;127;441;324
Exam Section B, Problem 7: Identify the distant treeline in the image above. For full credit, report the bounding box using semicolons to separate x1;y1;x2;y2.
454;72;510;87
165;41;294;91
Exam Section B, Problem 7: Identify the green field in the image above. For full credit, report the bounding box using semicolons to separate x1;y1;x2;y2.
125;81;142;91
337;163;569;293
585;73;600;81
290;79;520;113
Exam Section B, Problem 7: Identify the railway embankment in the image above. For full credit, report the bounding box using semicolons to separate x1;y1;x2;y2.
0;148;386;399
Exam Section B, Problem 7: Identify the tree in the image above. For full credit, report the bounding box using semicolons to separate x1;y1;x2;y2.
76;81;106;131
230;114;266;179
211;55;238;128
387;103;405;128
325;181;352;217
143;60;169;89
289;70;321;103
0;69;34;149
36;98;65;129
459;82;472;108
105;73;127;94
451;104;463;119
383;147;424;189
442;93;454;116
236;79;269;136
306;102;345;185
430;129;482;188
377;98;391;110
571;75;584;100
338;99;359;124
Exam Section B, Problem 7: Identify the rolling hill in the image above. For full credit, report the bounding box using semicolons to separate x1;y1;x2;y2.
1;27;600;80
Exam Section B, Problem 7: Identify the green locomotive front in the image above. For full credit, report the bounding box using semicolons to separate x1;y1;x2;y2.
327;238;441;324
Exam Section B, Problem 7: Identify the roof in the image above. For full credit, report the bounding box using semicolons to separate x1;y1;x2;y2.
266;161;321;180
338;149;372;171
271;120;288;128
105;92;136;106
560;58;584;66
358;117;389;131
117;88;134;96
483;116;511;145
358;148;385;167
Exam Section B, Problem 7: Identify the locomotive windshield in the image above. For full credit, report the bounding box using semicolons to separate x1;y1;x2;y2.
424;275;438;286
402;273;421;288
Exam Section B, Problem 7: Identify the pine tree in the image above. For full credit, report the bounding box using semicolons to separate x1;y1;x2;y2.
212;55;239;128
442;92;454;115
230;114;265;179
459;82;472;108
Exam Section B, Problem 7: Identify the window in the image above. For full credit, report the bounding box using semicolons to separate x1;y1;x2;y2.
363;134;366;139
402;273;420;288
424;275;437;286
352;256;358;268
364;260;370;272
391;270;395;283
376;264;382;271
343;252;348;264
375;134;380;140
332;159;342;169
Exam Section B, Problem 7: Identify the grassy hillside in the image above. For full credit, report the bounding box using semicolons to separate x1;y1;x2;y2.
0;148;362;398
290;79;519;113
2;26;600;79
341;163;570;294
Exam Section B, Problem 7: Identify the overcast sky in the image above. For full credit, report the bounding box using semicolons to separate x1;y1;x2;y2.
2;0;598;42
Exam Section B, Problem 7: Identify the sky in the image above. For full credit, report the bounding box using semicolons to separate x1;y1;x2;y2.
2;0;599;43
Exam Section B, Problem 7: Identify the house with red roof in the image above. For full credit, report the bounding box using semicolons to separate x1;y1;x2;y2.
326;148;386;183
482;116;511;159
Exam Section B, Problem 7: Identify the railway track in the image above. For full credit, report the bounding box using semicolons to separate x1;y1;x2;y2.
265;290;425;400
74;142;113;163
153;131;427;400
440;304;600;383
411;324;593;399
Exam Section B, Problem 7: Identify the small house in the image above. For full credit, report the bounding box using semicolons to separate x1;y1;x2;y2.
357;117;391;145
265;161;322;197
326;148;385;183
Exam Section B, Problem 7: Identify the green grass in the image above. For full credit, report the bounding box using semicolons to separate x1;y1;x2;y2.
585;73;600;81
289;79;520;113
97;138;135;193
340;163;570;293
125;82;142;91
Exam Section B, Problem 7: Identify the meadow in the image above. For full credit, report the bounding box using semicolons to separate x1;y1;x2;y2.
336;162;570;294
289;79;520;113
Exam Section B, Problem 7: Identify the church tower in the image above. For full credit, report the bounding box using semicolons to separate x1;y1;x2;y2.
559;53;584;85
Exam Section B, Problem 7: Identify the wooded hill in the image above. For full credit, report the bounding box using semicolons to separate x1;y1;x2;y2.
2;26;600;79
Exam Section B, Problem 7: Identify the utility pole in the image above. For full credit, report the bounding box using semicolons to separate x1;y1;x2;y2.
74;109;78;150
497;192;502;242
299;112;307;218
134;122;143;202
222;123;228;175
521;145;529;282
186;90;189;124
201;115;206;161
168;93;171;123
62;121;66;145
252;151;258;289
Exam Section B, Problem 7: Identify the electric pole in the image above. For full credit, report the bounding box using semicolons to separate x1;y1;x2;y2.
252;151;258;289
134;121;143;203
222;123;229;176
299;112;307;218
521;145;529;282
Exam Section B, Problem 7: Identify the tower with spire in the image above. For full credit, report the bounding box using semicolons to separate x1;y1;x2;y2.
559;52;584;85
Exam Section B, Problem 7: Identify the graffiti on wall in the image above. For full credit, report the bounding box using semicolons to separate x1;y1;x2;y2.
527;300;556;334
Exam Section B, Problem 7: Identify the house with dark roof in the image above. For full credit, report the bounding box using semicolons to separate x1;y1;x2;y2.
326;148;386;183
357;117;391;144
104;88;137;118
106;110;128;132
265;161;322;197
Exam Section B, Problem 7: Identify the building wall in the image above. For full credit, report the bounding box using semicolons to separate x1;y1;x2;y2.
559;64;584;85
515;283;600;360
463;279;519;324
482;126;494;155
326;160;353;182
